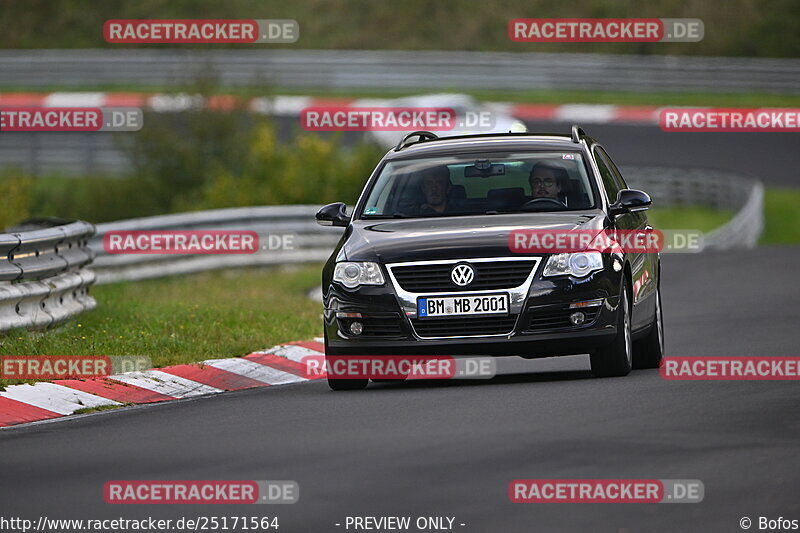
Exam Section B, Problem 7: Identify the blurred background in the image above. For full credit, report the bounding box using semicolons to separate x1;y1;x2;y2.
0;0;797;233
0;0;797;358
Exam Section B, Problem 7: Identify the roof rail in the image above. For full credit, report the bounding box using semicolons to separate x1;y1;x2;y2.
571;125;586;143
394;130;439;152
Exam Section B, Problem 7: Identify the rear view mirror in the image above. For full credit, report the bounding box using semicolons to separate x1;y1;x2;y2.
316;202;351;227
610;189;652;216
464;163;505;178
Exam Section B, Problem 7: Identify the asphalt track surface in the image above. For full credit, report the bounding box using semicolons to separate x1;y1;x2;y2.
1;246;798;532
523;121;800;187
1;122;798;531
279;118;800;188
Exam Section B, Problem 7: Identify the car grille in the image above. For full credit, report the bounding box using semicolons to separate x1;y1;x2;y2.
410;315;518;337
524;307;601;332
391;261;537;292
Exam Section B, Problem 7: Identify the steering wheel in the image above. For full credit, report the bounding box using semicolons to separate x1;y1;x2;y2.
521;197;566;211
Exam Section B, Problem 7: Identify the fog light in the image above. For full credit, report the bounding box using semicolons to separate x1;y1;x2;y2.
349;321;364;335
569;312;586;326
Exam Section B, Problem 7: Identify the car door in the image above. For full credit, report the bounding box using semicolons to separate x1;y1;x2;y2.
593;146;656;332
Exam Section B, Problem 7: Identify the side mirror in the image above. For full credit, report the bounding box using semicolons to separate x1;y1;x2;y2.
610;189;651;216
316;202;351;227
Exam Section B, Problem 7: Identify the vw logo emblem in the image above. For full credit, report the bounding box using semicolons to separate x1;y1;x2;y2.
451;264;475;286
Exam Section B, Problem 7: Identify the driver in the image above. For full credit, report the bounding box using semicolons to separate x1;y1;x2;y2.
528;162;567;200
419;165;453;214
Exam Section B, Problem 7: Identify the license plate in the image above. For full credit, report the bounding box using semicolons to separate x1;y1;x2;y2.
417;294;509;318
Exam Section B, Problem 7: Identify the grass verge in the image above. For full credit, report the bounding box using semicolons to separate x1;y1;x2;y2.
647;206;734;233
72;404;128;415
638;188;800;244
761;188;800;244
0;265;323;388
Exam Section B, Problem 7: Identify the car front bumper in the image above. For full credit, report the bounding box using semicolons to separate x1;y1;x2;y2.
324;262;623;358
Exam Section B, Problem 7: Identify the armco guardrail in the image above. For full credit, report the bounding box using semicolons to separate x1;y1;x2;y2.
1;50;798;93
89;167;763;284
90;206;343;284
622;166;764;249
0;220;96;333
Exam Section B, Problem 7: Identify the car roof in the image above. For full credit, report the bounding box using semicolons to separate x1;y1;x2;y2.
383;132;597;160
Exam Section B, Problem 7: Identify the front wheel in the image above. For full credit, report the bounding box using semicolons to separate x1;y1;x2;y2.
590;282;632;377
324;348;369;390
633;287;664;369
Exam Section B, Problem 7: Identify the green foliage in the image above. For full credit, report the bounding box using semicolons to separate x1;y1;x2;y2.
0;173;33;229
30;175;164;222
0;0;798;57
126;105;254;212
19;111;383;223
761;188;800;244
189;124;380;209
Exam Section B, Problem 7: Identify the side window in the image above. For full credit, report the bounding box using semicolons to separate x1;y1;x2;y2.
597;147;628;191
593;148;621;202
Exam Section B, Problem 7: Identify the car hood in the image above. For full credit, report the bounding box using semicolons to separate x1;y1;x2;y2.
344;211;607;263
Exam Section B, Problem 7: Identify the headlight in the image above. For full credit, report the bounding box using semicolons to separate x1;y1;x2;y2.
333;262;385;288
543;252;603;278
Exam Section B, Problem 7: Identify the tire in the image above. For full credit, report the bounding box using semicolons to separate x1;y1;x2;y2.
371;378;407;383
590;282;633;377
327;377;369;391
324;340;369;391
633;286;664;369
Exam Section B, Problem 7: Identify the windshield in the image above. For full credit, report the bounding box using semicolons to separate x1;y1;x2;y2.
359;152;596;218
